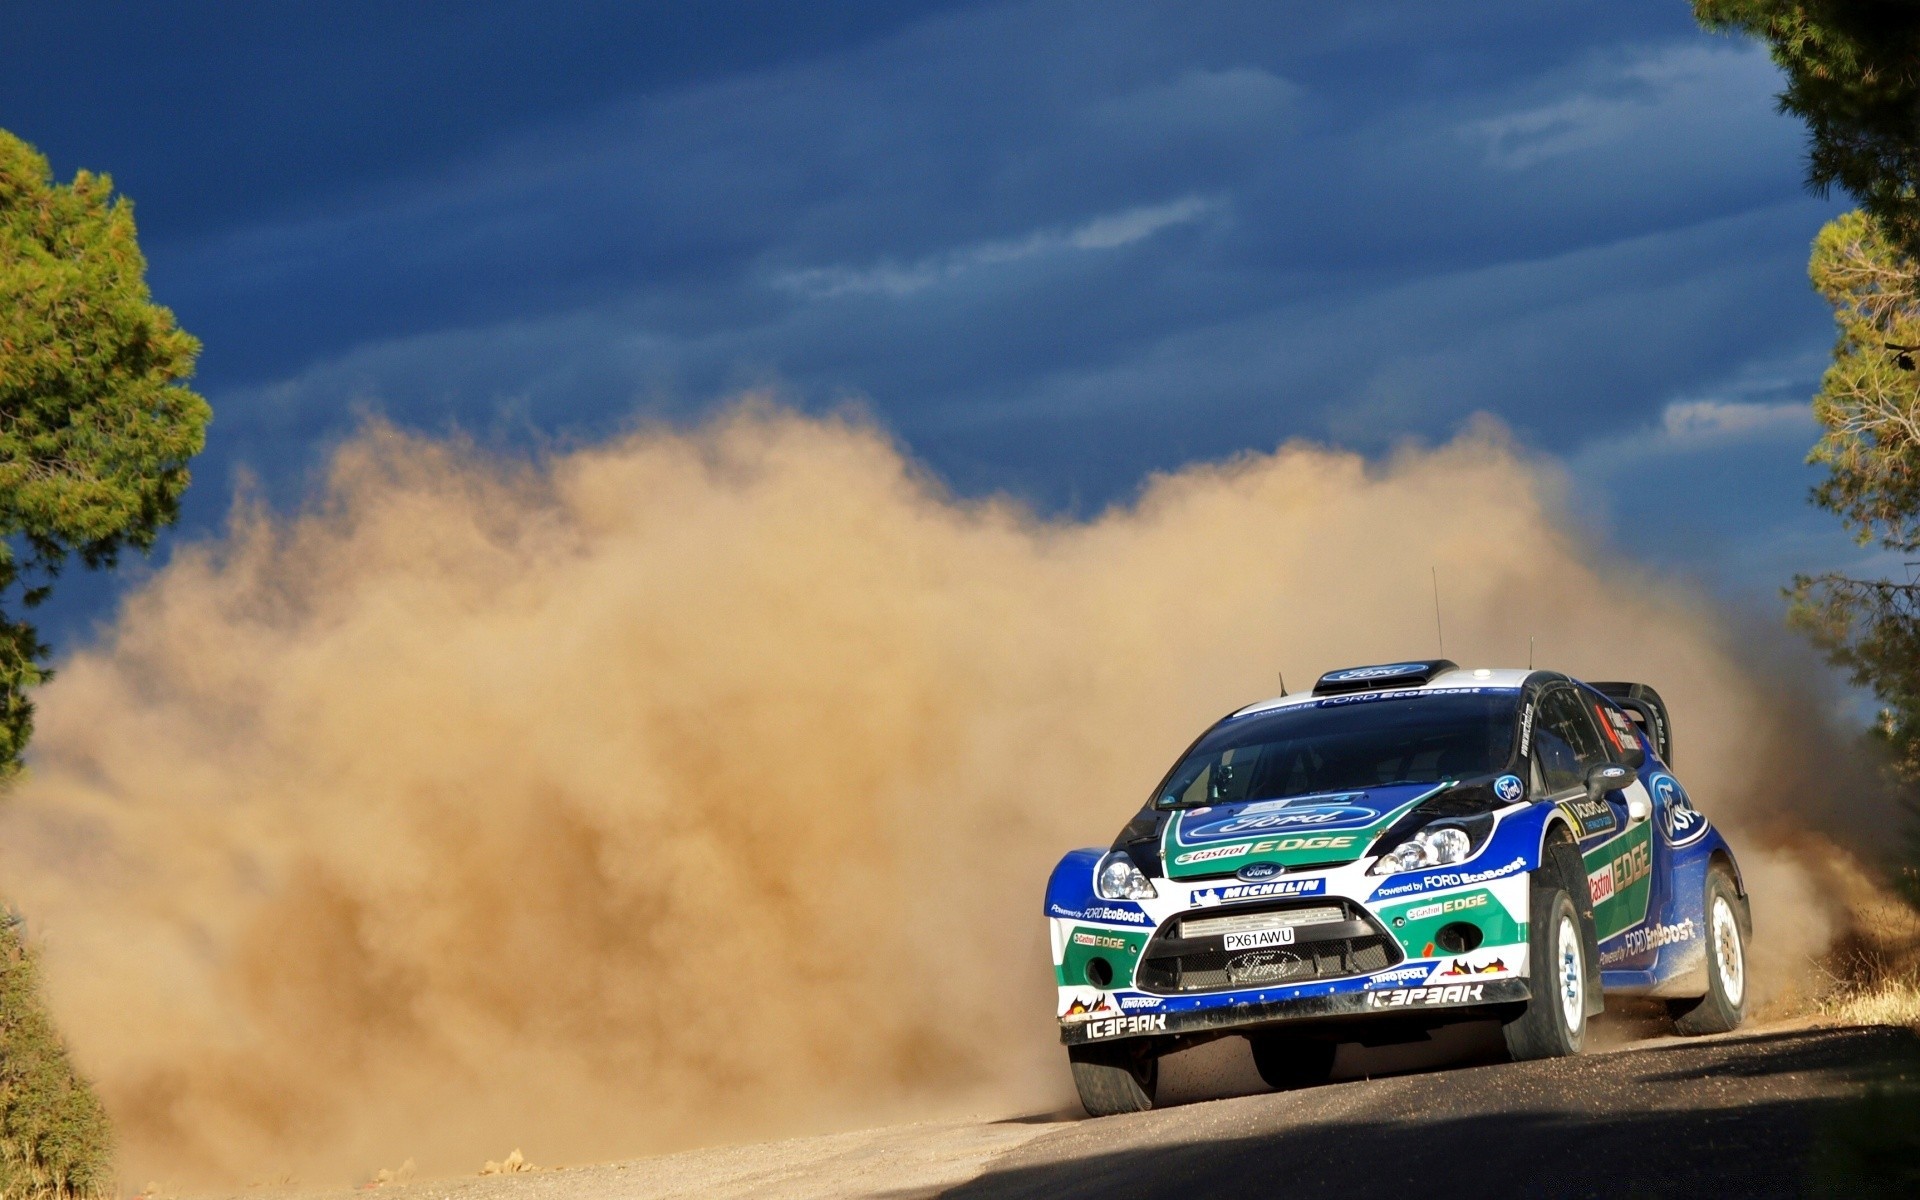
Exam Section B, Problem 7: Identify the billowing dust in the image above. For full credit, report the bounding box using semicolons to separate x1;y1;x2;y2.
0;403;1890;1185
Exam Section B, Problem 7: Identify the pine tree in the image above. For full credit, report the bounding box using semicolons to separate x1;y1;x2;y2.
1790;212;1920;781
0;129;210;774
0;920;111;1200
1695;1;1920;262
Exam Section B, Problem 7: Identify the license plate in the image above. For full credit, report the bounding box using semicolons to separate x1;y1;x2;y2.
1223;928;1295;951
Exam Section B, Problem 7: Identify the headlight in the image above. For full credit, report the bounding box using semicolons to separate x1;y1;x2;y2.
1095;851;1158;900
1368;824;1475;876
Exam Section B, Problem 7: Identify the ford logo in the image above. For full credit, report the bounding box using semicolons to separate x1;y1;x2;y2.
1236;861;1284;882
1326;663;1425;681
1653;774;1706;845
1186;804;1381;842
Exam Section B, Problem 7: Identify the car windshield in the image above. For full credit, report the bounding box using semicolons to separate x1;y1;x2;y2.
1155;690;1521;807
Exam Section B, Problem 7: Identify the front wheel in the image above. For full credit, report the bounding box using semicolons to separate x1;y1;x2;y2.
1669;866;1748;1036
1067;1038;1160;1116
1503;882;1589;1060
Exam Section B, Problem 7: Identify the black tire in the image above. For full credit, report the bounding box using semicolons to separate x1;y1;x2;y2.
1502;880;1590;1060
1669;866;1749;1036
1067;1038;1160;1116
1247;1032;1337;1091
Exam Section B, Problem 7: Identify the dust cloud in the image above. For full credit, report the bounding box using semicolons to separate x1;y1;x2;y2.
0;401;1883;1185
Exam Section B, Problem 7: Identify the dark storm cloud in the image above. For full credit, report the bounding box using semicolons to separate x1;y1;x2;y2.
199;21;1822;462
0;0;1875;642
5;1;994;240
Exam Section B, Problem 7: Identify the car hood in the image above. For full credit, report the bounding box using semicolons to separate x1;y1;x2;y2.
1158;781;1449;880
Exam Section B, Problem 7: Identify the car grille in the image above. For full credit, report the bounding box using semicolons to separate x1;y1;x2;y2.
1134;898;1400;994
1179;905;1346;939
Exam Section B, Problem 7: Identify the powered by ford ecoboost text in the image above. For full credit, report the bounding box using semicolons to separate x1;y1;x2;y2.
1045;660;1751;1117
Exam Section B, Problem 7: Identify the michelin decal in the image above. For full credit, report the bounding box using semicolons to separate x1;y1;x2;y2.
1190;878;1327;907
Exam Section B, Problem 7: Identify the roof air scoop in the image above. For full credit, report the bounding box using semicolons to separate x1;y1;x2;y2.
1311;659;1458;696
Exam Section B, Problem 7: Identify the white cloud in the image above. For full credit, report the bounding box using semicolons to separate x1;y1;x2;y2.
1660;399;1812;442
1464;42;1780;171
773;195;1217;299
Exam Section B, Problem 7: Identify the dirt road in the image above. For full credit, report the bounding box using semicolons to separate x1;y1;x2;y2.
187;1022;1914;1200
952;1023;1914;1199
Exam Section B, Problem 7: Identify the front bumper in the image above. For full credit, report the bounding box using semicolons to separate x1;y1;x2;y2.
1058;977;1530;1045
1049;843;1537;1045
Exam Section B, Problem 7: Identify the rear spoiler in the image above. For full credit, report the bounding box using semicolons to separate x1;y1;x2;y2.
1587;681;1673;766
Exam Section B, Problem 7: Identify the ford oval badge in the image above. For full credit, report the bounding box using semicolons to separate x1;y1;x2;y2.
1236;861;1284;882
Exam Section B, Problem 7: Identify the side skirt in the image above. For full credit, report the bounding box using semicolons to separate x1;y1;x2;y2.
1601;956;1708;999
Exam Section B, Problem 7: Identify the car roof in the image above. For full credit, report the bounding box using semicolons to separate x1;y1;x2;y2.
1229;667;1536;719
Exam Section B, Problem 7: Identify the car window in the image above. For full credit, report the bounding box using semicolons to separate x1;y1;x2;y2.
1155;690;1520;806
1589;696;1642;763
1531;687;1610;794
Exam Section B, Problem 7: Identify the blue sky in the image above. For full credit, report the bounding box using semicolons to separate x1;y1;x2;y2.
1;1;1876;651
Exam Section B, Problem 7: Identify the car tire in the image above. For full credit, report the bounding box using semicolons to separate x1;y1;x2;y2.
1067;1038;1160;1116
1668;866;1749;1036
1247;1032;1337;1091
1502;880;1589;1060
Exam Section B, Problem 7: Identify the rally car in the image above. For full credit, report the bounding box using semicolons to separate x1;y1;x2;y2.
1044;660;1750;1116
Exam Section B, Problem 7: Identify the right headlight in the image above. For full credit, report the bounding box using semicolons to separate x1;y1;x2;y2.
1367;824;1476;876
1094;851;1158;900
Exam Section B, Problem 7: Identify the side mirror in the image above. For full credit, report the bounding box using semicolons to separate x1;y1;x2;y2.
1585;761;1634;802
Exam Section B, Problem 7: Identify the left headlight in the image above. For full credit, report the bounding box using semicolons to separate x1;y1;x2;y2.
1367;824;1475;876
1095;851;1158;900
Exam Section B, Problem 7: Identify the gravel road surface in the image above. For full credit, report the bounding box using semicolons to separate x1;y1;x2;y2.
952;1023;1915;1199
183;1022;1914;1200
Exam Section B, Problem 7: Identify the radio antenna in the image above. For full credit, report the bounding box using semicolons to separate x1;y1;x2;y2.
1528;635;1535;670
1277;671;1288;696
1431;566;1445;656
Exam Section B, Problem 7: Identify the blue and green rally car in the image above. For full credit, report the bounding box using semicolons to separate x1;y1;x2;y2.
1044;660;1749;1115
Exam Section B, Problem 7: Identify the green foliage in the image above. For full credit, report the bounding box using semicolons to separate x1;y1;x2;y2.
0;129;209;774
1790;211;1920;781
1805;211;1920;550
1703;3;1920;903
1694;1;1920;262
1791;570;1920;786
0;920;111;1200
